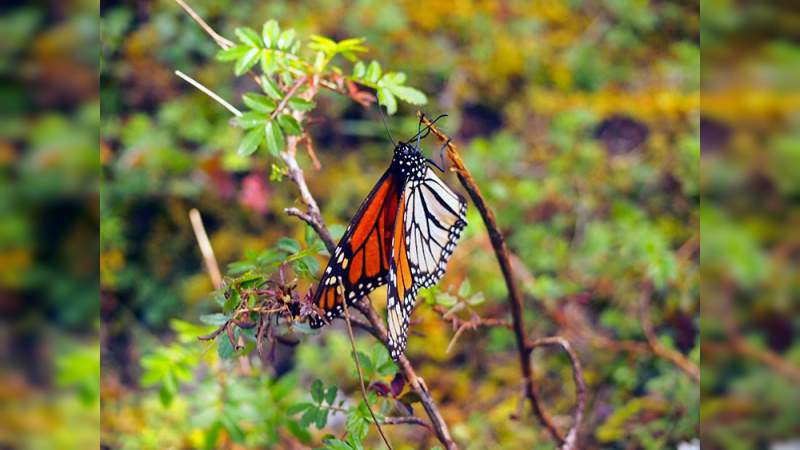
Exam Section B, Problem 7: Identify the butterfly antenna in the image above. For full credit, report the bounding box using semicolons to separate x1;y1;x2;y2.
416;113;424;149
406;113;448;144
376;99;396;145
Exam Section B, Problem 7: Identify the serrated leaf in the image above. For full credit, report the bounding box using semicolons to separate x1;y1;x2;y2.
387;85;427;105
264;120;285;155
352;61;366;78
458;279;471;297
325;386;338;405
237;126;264;156
277;29;296;50
216;45;250;61
235;27;261;47
234;47;260;76
260;50;278;74
355;350;373;376
199;313;229;326
277;237;301;254
300;405;317;427
435;292;458;306
467;292;485;305
287;420;312;443
262;20;280;47
287;402;313;415
324;438;354;450
315;407;329;429
217;335;235;359
382;71;406;84
277;114;302;135
310;379;324;403
233;111;266;129
377;88;397;115
288;97;315;111
261;76;283;99
242;93;276;113
365;61;382;83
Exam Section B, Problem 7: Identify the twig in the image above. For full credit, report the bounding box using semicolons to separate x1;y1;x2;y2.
270;76;308;120
527;337;587;450
342;300;393;450
639;282;700;382
189;208;223;289
382;416;433;431
176;70;243;117
173;0;234;49
189;208;251;373
418;112;566;444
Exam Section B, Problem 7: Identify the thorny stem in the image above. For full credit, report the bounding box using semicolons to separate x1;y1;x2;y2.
342;301;393;450
174;1;456;448
418;112;583;448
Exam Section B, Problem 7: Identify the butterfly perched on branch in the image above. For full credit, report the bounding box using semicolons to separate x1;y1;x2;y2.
308;113;467;360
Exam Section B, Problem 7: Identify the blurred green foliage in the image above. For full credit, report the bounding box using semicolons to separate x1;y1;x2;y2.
98;0;711;448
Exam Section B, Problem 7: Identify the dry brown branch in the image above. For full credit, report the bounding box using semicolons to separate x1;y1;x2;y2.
527;337;587;450
639;282;700;382
189;208;223;289
382;416;434;431
418;112;570;445
174;0;234;49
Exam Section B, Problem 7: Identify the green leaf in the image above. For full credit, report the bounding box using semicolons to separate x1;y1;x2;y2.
262;20;280;47
216;45;250;61
436;292;458;306
217;335;234;359
458;279;471;297
221;412;245;443
296;254;320;277
287;402;313;415
308;35;337;53
311;379;325;403
387;85;427;105
300;405;318;427
377;88;397;115
288;97;315;111
237;126;264;156
277;29;296;50
265;120;285;155
261;76;283;100
233;111;266;129
355;350;374;376
325;386;338;405
260;50;278;75
277;237;301;254
242;93;276;114
365;61;382;83
234;48;260;76
287;420;312;443
277;114;302;135
199;313;229;326
352;61;366;79
466;292;485;305
314;407;329;429
323;437;354;450
235;27;262;47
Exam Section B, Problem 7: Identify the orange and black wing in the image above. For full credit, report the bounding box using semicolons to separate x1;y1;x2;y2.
309;169;402;327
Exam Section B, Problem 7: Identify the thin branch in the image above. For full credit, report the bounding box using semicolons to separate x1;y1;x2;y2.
527;337;587;450
189;208;223;289
342;300;394;450
639;282;700;382
175;70;242;117
270;76;308;120
382;416;434;431
418;112;566;445
174;0;234;48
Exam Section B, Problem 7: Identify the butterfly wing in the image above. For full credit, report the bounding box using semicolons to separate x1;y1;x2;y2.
309;169;402;327
387;167;467;359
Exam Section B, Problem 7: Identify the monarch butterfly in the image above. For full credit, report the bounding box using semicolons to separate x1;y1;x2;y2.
308;114;467;360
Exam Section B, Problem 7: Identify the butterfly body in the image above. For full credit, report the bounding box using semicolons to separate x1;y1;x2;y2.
309;133;467;360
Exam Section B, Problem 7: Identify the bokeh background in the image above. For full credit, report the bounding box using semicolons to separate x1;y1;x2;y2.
2;0;798;449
